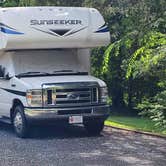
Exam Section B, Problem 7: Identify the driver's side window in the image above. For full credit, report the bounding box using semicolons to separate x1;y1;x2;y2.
0;65;5;78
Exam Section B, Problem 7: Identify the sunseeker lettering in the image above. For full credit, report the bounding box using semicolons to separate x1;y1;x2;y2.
30;20;82;25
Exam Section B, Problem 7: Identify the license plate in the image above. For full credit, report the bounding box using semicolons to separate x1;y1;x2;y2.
69;116;83;124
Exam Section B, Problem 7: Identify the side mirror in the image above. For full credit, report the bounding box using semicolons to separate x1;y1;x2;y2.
0;65;5;78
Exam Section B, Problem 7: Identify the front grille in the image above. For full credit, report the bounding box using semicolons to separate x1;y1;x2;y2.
42;82;99;107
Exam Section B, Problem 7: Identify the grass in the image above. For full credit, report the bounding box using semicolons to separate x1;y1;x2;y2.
105;116;166;136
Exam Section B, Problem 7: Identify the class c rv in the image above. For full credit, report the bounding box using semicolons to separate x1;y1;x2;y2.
0;7;110;138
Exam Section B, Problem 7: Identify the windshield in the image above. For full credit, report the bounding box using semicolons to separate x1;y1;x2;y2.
11;49;89;77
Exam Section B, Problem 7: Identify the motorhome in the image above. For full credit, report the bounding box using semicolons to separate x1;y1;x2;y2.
0;7;110;138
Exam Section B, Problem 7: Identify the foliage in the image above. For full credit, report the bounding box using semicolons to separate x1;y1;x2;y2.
102;31;139;108
138;91;166;130
125;31;166;128
91;47;107;78
100;0;166;130
126;31;166;79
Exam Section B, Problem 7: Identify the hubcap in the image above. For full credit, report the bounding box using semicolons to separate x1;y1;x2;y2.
14;112;23;133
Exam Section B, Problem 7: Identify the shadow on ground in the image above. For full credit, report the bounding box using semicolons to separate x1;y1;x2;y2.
0;121;101;139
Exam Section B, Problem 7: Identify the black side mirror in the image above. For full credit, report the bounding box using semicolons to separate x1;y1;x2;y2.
0;65;5;78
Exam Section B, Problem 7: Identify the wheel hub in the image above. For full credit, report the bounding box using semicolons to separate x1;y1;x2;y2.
14;112;23;132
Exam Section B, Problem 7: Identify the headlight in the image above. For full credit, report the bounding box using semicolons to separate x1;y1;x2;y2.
26;89;42;107
100;87;108;103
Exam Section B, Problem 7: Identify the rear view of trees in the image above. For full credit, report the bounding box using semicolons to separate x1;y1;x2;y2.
1;0;166;128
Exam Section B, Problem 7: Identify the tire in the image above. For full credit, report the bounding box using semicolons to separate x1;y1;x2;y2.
84;120;104;135
12;105;29;138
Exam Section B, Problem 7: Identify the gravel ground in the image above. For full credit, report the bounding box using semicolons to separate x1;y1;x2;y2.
0;122;166;166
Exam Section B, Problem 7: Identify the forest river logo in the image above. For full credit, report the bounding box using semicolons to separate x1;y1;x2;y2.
30;20;82;26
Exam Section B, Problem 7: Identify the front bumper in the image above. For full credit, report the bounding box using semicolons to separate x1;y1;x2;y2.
24;105;110;124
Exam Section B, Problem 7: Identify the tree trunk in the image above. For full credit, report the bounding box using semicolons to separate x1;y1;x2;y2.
111;87;125;108
127;78;133;110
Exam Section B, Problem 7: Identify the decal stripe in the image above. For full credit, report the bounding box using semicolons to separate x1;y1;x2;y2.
95;23;109;33
95;26;109;33
1;27;24;35
32;27;59;36
0;88;26;97
32;26;87;37
0;23;16;30
98;23;107;29
50;29;71;36
65;26;87;36
0;22;24;35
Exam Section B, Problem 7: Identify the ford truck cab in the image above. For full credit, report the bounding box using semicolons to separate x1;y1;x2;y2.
0;7;110;138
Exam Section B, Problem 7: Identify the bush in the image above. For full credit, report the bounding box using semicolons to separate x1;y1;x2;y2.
138;90;166;130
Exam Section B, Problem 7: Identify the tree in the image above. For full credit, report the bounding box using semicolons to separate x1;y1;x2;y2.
101;0;166;115
127;31;166;128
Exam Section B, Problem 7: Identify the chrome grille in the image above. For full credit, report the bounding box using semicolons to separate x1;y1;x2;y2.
42;82;99;107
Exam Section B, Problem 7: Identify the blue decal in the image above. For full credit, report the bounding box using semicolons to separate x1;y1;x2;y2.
1;27;24;35
99;23;107;29
95;26;109;33
95;23;109;33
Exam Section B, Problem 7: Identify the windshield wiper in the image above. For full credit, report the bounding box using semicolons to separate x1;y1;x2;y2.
53;70;88;75
16;72;50;77
16;70;88;78
53;70;74;73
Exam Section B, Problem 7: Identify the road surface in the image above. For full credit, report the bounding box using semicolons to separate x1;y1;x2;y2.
0;123;166;166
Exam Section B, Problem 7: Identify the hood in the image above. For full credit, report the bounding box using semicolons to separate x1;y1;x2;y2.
19;75;106;89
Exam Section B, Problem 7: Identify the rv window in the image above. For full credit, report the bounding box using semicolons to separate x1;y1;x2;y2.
0;66;5;78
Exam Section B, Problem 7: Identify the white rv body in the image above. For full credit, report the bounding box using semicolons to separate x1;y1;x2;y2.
0;7;110;50
0;7;110;138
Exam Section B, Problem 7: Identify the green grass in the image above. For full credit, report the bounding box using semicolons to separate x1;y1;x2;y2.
105;116;166;136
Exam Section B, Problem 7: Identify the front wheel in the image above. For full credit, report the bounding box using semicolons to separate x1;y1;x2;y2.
12;105;29;138
84;120;104;135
